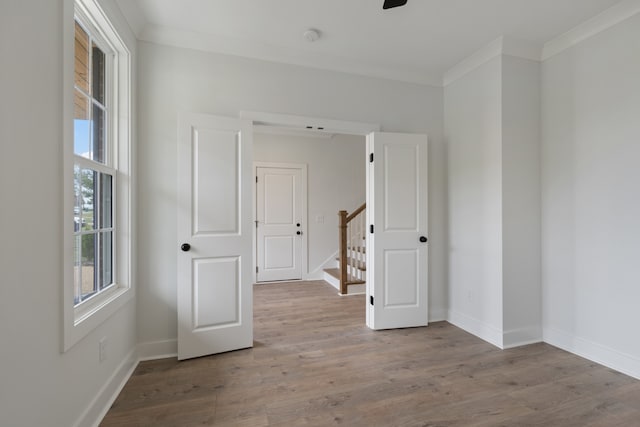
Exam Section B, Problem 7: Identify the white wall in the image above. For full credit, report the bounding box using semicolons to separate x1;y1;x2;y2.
541;12;640;378
254;133;366;278
137;41;447;350
445;54;542;348
0;1;138;426
502;56;542;347
445;57;504;346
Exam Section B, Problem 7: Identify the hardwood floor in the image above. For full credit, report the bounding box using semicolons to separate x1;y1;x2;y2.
101;281;640;426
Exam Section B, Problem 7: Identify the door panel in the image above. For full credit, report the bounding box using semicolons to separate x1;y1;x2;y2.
177;113;253;360
256;166;304;282
367;132;428;330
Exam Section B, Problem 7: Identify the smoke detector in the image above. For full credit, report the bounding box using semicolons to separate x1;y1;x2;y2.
303;29;320;42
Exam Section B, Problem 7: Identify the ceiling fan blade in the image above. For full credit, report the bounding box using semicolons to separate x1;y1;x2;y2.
383;0;408;9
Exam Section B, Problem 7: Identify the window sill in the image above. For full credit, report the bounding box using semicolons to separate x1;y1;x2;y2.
63;284;133;352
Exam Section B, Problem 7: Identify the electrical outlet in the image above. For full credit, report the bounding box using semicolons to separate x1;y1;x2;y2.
99;337;107;363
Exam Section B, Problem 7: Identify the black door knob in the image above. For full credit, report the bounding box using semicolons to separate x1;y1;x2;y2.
181;243;191;252
419;236;428;243
297;223;301;227
296;231;301;235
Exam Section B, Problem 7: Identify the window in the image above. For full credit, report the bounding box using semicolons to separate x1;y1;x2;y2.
64;0;132;351
73;19;114;305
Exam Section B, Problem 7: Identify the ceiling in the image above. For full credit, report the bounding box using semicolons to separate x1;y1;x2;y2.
116;0;623;85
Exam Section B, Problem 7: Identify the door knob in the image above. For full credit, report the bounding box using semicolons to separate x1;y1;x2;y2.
181;243;191;252
296;231;302;235
297;223;301;227
419;236;428;243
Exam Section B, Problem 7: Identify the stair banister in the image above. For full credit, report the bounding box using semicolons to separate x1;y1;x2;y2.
338;203;366;295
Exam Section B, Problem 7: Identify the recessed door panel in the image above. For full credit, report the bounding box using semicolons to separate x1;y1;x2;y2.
384;144;418;231
384;249;418;307
264;174;294;224
193;129;239;235
193;257;240;330
264;236;295;269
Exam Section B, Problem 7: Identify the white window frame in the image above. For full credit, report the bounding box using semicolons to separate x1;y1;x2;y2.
63;0;133;351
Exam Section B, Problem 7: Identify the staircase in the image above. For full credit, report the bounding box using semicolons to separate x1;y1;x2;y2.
323;203;367;295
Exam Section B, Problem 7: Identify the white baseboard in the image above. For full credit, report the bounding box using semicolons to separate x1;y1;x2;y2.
447;309;503;348
137;339;178;361
428;308;447;323
72;348;138;427
502;326;543;349
307;251;339;280
543;326;640;380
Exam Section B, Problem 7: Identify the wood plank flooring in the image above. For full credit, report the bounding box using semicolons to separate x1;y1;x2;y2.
101;280;640;426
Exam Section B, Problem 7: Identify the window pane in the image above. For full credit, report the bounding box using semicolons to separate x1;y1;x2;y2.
80;233;96;302
74;235;82;304
92;104;106;163
77;169;95;230
99;173;113;228
99;231;113;291
74;22;90;94
92;42;106;105
74;90;92;158
73;165;82;231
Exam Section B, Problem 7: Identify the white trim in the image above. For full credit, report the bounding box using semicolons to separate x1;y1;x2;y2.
428;308;447;323
442;36;542;87
309;250;339;280
253;162;308;283
73;348;138;427
63;0;133;352
502;326;543;349
443;37;503;87
241;111;380;136
447;309;503;349
137;24;442;87
542;0;640;61
544;326;640;380
137;339;178;361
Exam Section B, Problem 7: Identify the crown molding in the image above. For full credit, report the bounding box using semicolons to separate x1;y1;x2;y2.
138;24;443;87
542;0;640;60
443;36;541;87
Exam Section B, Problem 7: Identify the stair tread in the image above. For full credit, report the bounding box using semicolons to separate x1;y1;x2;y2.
323;268;366;285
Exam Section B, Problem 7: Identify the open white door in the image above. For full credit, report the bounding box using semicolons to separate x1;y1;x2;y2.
366;132;428;330
177;113;253;360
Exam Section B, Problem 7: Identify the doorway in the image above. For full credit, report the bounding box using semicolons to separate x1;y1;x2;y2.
255;163;307;282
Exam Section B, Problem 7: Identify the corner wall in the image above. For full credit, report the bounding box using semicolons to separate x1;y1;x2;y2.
0;1;138;426
444;54;542;348
541;12;640;378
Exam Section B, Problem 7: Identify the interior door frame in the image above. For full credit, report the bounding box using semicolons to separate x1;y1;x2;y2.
253;162;308;282
242;111;381;287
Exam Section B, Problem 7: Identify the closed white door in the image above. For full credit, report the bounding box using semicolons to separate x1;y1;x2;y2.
256;165;305;282
366;132;429;330
177;113;253;360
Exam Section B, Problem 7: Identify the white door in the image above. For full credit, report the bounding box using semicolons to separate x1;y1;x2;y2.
366;132;429;330
177;113;253;360
255;165;305;282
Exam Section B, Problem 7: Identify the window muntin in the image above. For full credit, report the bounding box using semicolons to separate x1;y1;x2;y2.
73;17;115;306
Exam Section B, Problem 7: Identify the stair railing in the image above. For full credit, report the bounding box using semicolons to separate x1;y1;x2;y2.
338;203;366;295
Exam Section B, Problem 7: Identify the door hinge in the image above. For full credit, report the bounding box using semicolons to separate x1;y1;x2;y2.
256;266;259;273
369;153;374;163
370;295;374;306
256;176;258;183
370;224;374;234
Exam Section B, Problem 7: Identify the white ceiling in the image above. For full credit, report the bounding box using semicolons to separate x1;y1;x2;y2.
116;0;624;85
